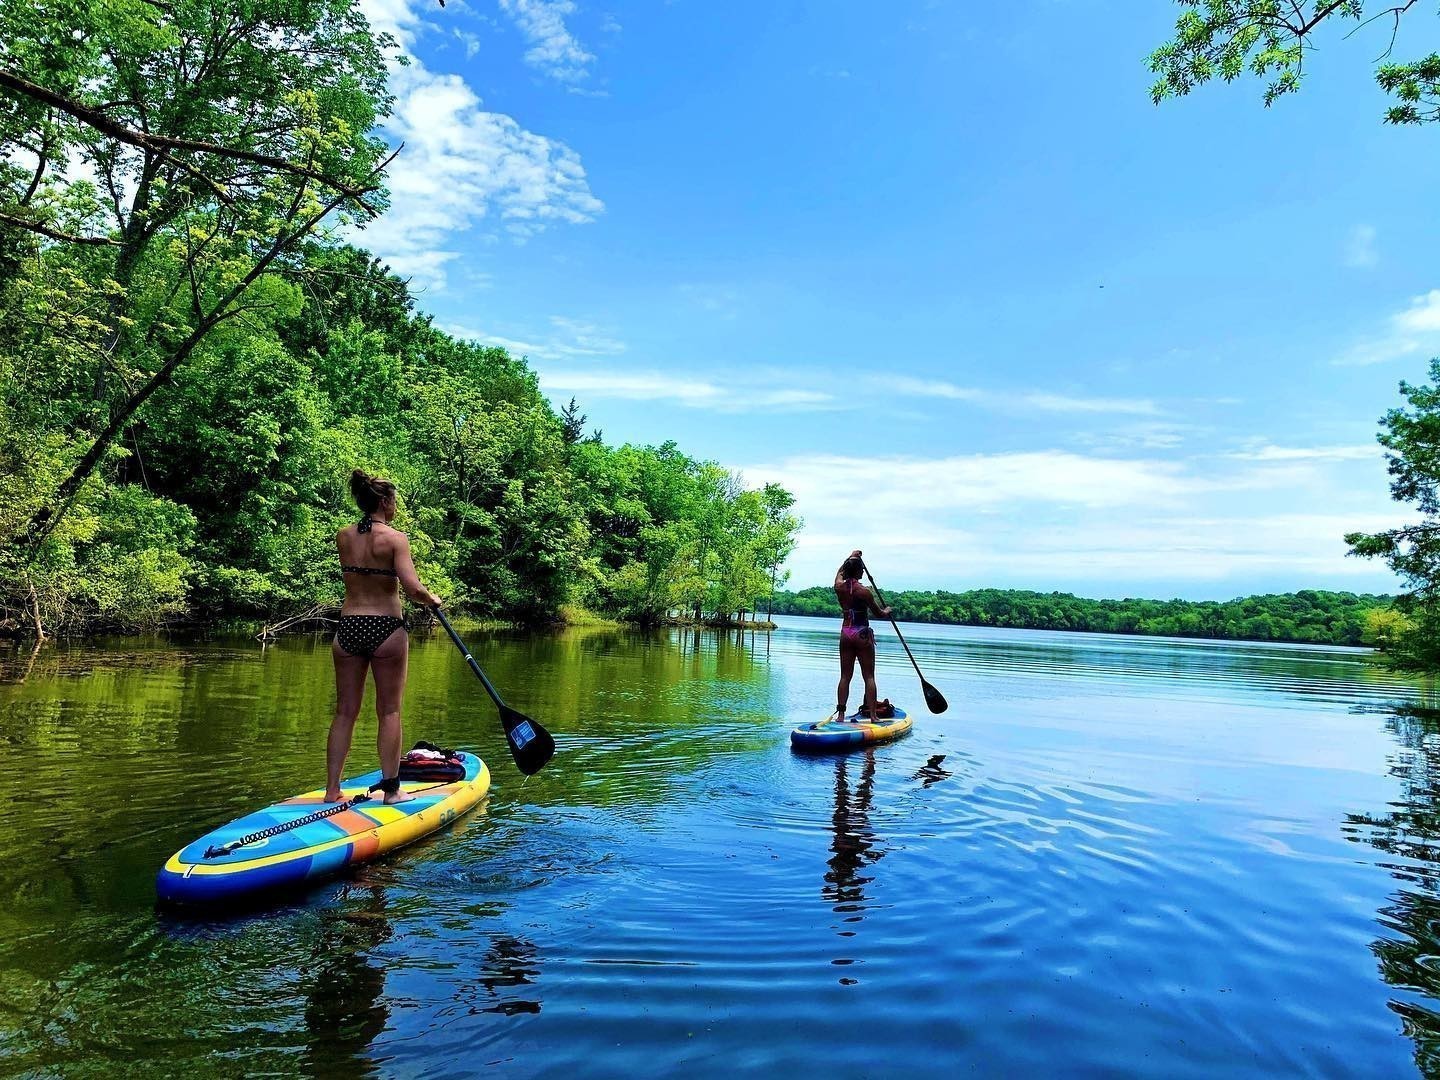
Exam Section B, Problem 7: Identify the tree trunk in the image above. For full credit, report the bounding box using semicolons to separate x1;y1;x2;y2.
26;575;45;641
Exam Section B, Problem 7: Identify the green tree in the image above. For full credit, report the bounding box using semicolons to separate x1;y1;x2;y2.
1364;607;1413;649
757;483;800;620
0;0;394;550
1346;359;1440;666
1148;2;1440;124
560;397;588;445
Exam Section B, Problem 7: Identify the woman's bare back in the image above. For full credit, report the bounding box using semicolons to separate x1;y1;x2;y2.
337;522;402;616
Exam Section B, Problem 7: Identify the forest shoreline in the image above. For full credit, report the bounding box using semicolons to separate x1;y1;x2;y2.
1;588;1396;650
770;585;1399;649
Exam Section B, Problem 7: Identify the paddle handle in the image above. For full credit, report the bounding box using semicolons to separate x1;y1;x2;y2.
432;606;507;711
862;566;926;681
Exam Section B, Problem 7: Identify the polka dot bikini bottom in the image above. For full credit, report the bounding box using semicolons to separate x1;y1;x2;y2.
336;614;408;657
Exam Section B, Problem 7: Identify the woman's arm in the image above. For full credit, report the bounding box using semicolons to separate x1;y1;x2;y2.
866;588;892;620
835;548;863;587
391;533;441;607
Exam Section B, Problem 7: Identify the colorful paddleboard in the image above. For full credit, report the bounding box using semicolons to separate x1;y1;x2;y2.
790;707;912;751
157;752;490;905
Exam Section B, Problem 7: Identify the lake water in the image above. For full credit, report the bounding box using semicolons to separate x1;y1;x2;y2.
1;615;1438;1077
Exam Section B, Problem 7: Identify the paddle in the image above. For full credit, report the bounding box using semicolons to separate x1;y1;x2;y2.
432;606;556;775
861;563;949;714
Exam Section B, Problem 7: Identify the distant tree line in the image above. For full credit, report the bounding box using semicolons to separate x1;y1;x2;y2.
772;586;1395;646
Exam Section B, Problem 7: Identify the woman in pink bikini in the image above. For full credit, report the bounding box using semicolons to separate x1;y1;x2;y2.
834;549;892;721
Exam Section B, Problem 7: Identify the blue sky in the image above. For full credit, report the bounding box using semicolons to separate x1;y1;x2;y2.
353;0;1440;598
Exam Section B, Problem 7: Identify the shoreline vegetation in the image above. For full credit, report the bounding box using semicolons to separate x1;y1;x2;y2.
772;586;1398;649
253;604;774;641
17;585;1395;651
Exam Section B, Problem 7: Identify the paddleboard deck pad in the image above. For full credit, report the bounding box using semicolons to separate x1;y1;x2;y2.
157;752;490;905
791;707;912;751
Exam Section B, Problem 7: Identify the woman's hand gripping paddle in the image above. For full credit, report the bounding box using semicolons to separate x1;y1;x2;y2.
432;606;555;775
861;564;949;714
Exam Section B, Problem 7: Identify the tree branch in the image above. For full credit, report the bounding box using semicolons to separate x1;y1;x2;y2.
1297;0;1356;38
19;130;50;205
0;208;117;246
0;68;390;213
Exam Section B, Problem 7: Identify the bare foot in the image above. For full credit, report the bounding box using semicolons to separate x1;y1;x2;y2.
384;789;415;805
323;789;347;803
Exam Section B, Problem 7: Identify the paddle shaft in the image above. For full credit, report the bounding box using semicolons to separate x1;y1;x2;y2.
862;568;926;680
432;606;507;711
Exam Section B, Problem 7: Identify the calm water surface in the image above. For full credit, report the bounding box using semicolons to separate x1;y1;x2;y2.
2;615;1439;1076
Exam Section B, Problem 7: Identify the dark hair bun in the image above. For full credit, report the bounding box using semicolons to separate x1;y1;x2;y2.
350;469;396;514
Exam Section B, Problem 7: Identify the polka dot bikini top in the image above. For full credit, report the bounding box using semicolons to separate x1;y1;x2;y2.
340;515;399;578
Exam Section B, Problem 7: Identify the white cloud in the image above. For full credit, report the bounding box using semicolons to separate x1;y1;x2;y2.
1227;444;1379;462
748;451;1196;515
537;369;838;412
815;513;1396;582
499;0;595;83
1020;392;1160;416
740;449;1402;593
453;29;483;57
1345;224;1378;269
1396;289;1440;333
351;0;602;290
1337;288;1440;366
444;315;624;359
358;0;425;44
880;377;1160;416
677;283;741;318
886;376;984;401
1073;421;1195;451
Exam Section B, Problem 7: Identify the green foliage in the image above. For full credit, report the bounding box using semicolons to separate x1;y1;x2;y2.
569;441;801;625
0;0;396;559
1345;357;1440;668
1147;2;1440;123
1377;53;1440;124
1363;606;1412;649
772;585;1390;646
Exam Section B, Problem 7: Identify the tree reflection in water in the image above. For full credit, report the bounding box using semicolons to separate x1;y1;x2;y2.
1346;704;1440;1076
303;887;393;1075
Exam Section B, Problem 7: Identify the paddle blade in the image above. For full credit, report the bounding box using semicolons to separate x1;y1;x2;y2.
501;704;555;775
922;680;948;715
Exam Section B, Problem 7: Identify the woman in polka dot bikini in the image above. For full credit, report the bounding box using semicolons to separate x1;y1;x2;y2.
325;469;443;805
